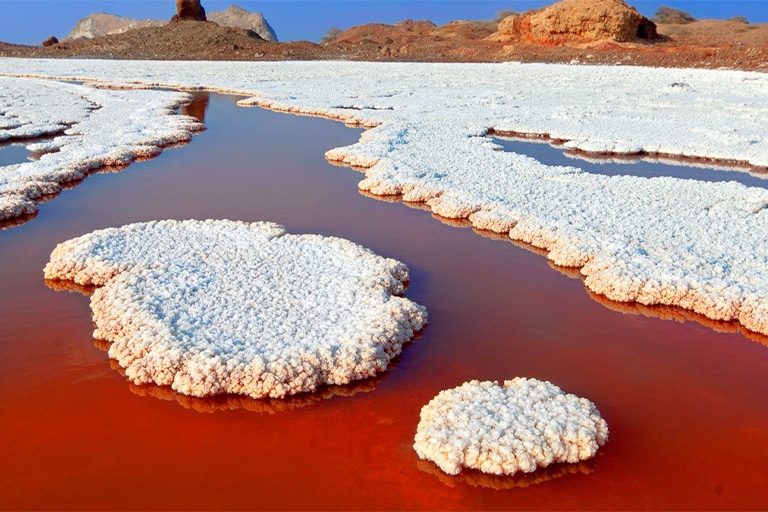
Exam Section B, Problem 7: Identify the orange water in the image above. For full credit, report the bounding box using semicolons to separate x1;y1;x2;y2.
1;93;767;510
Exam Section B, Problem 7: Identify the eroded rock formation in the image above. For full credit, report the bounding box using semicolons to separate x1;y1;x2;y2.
171;0;207;22
491;0;658;44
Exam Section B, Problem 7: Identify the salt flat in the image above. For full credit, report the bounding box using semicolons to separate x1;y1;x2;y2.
1;58;767;335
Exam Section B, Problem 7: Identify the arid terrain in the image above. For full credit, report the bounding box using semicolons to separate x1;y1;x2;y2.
1;15;767;71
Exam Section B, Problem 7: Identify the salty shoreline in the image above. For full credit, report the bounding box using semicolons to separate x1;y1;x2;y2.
0;76;202;221
1;58;767;340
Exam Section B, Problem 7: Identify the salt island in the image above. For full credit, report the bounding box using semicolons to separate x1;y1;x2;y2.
44;219;427;398
414;378;608;476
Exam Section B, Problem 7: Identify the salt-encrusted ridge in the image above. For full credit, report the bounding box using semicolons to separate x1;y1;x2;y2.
0;76;202;222
44;219;427;399
3;59;768;336
414;379;608;476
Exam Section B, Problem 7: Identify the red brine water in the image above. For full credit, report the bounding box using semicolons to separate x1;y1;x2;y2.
0;93;766;510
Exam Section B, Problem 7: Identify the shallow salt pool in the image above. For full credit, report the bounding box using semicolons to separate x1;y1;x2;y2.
493;135;768;190
0;142;30;166
1;92;767;510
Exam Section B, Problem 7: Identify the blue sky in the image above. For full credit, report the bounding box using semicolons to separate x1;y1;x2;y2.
1;1;766;45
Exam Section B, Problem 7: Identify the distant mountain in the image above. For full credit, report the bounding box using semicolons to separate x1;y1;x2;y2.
65;13;163;41
207;5;278;42
64;4;278;42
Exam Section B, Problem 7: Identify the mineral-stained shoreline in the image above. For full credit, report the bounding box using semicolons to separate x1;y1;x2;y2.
3;58;768;337
0;76;202;221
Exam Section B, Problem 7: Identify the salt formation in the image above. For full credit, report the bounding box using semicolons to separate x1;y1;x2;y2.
0;77;201;222
414;379;608;476
3;59;768;336
44;219;427;398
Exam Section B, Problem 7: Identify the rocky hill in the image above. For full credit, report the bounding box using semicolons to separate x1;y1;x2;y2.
65;13;163;40
64;4;277;42
208;5;277;42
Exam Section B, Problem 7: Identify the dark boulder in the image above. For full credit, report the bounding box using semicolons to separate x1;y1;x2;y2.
637;17;659;40
42;36;59;47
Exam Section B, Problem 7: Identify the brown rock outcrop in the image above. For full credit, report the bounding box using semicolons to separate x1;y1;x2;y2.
171;0;207;22
491;0;658;44
42;36;59;47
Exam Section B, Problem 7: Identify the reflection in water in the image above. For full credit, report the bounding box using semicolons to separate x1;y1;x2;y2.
417;459;596;490
0;100;199;231
1;128;71;166
0;143;31;166
0;212;37;231
587;290;768;347
181;92;210;122
491;132;768;189
45;278;97;295
126;374;388;415
114;345;406;414
470;227;584;278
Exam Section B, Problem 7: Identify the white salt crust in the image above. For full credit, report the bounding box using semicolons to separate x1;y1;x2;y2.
414;379;608;476
4;59;768;335
44;219;427;398
0;76;201;221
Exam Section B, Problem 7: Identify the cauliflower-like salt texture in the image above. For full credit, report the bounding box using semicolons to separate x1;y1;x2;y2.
44;219;427;399
414;378;608;476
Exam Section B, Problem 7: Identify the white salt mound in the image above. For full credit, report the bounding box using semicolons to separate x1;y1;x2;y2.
44;219;427;399
414;379;608;476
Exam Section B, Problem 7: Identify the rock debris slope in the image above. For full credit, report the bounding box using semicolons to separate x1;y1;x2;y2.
414;379;608;475
44;219;427;398
3;59;768;337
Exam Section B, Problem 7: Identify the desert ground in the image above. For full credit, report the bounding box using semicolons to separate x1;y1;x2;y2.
0;16;766;71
